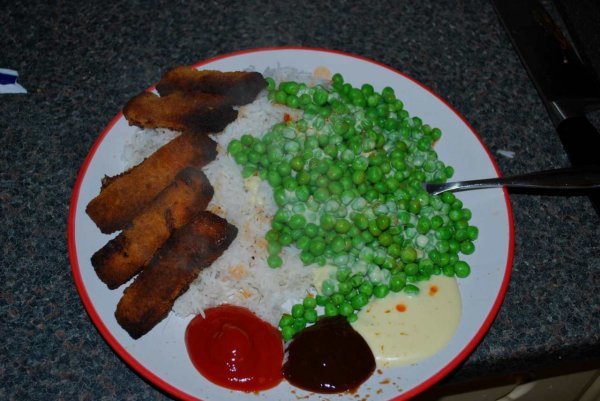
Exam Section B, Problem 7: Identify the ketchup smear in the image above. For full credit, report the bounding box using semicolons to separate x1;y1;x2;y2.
185;304;284;392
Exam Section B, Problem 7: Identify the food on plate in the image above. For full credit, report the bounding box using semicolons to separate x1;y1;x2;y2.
156;66;266;105
92;167;214;289
86;133;217;233
87;67;268;340
230;73;478;343
185;304;284;392
123;91;238;134
163;68;478;393
86;63;480;395
115;211;238;339
351;274;461;367
282;316;375;393
123;67;267;133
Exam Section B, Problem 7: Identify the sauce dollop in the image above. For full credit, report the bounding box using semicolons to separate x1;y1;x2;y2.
185;304;284;392
283;316;375;393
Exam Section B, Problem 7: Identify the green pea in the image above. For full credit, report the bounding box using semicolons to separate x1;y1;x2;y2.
277;163;291;177
389;274;406;292
227;139;243;155
315;175;329;188
431;215;444;229
305;223;319;238
366;166;383;183
359;282;374;297
350;273;364;288
352;156;369;171
294;169;308;184
404;263;419;276
404;284;420;295
364;219;380;237
267;241;282;255
443;264;455;277
290;156;304;171
289;214;306;230
376;215;390;230
378;232;393;247
265;77;276;90
279;232;293;246
281;325;295;341
267;171;281;187
338;281;353;295
467;226;479;240
290;304;305;318
314;187;329;203
324;302;338;316
327;165;344;180
351;293;369;310
400;247;417;263
293;318;306;332
338;302;354;316
267;255;283;268
265;229;279;242
304;309;318;323
331;236;346;253
374;284;390;298
454;261;471;278
309;239;326;256
283;176;297;191
447;240;459;254
296;234;310;250
300;250;314;265
328;181;343;196
335;219;351;234
331;293;345;305
313;88;328;106
279;313;294;328
460;241;475;255
320;213;336;230
295;186;310;202
316;294;327;306
273;188;287;206
332;73;344;85
387;243;403;258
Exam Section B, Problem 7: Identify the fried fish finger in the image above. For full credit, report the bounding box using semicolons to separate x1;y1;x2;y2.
115;211;237;339
122;91;238;134
86;133;217;233
156;66;266;105
92;167;214;289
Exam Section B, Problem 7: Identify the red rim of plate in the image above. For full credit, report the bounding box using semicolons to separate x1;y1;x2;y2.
67;46;515;401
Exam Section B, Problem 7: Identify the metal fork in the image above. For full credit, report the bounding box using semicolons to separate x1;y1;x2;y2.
424;166;600;195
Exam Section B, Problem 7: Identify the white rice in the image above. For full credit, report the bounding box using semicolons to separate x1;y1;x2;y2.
121;70;320;325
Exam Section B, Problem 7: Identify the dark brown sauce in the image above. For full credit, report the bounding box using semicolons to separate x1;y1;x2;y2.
282;316;375;393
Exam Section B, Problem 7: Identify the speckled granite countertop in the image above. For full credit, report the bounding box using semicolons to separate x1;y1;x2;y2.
1;1;598;400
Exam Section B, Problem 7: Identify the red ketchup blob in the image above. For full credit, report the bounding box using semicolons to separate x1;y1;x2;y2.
185;304;284;392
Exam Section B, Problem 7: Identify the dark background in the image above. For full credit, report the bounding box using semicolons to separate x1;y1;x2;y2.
1;1;598;400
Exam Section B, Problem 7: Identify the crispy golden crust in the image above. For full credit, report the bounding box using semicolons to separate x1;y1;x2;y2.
115;212;238;339
156;66;266;105
86;134;217;233
122;91;238;134
91;167;214;289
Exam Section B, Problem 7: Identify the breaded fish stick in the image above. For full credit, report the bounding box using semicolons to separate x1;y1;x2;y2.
156;66;266;105
86;133;217;233
92;167;214;289
115;212;237;339
122;91;238;134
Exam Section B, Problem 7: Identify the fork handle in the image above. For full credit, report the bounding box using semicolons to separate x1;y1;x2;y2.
437;166;600;194
476;166;600;189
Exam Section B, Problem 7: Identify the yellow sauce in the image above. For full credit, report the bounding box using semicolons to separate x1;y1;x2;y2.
351;275;461;368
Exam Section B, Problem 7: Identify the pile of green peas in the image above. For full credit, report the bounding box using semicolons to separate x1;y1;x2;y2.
228;73;478;341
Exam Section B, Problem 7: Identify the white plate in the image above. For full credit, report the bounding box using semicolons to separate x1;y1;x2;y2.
68;47;514;401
